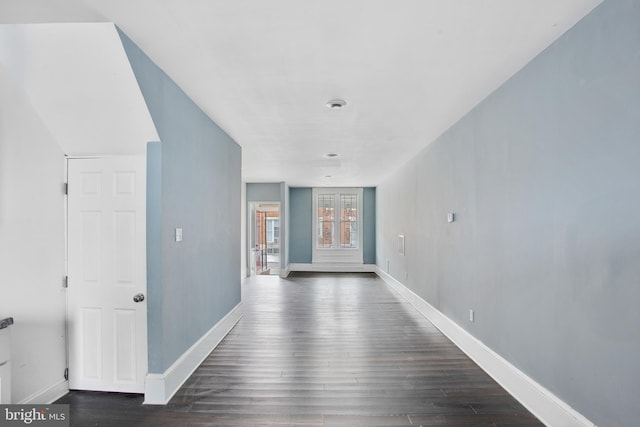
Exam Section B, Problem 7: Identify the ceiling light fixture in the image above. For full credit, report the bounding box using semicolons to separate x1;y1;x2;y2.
326;99;347;109
325;153;339;158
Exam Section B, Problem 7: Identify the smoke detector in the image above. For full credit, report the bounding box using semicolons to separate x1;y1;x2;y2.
326;99;347;109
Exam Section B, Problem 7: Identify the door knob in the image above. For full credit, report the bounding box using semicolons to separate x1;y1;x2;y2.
133;293;145;303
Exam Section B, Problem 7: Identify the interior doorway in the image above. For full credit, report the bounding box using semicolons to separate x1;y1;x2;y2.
251;202;280;276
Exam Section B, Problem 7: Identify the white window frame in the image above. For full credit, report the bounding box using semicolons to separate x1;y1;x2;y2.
312;187;363;264
266;217;278;243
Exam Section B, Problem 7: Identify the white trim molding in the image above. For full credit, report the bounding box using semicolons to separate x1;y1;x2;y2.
144;302;243;405
18;379;69;405
279;267;291;278
376;268;597;427
289;263;376;273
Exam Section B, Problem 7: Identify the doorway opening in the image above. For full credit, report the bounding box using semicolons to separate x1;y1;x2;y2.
252;203;280;276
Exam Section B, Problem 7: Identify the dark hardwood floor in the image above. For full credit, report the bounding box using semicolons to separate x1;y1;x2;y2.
57;272;543;426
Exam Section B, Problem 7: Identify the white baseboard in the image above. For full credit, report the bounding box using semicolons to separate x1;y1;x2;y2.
279;267;290;278
376;268;596;427
144;302;243;405
289;263;377;273
18;379;69;404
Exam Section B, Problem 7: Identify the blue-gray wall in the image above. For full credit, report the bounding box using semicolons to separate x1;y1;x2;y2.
363;188;376;264
281;183;290;269
376;2;640;426
246;183;281;201
289;187;376;264
289;188;312;263
146;141;163;368
119;30;242;374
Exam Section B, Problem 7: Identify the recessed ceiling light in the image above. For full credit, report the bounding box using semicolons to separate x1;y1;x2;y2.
325;153;339;158
325;175;332;178
326;99;347;109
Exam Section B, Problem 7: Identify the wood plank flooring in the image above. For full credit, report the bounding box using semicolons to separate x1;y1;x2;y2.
57;272;543;426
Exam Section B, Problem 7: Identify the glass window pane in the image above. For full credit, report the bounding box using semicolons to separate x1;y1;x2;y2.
317;194;335;248
317;222;334;248
318;195;334;220
267;219;274;243
340;194;358;248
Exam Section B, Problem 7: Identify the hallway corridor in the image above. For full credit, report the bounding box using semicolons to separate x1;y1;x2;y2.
59;272;542;426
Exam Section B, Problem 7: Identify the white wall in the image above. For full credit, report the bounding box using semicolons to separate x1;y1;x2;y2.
0;23;158;404
0;23;158;156
0;69;67;403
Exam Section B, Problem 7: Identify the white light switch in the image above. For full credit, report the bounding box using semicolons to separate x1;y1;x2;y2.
175;228;183;242
447;213;455;223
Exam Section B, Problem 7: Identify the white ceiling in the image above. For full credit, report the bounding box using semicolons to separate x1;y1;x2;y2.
0;0;602;187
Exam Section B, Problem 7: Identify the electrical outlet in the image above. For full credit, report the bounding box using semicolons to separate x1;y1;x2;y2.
175;228;183;242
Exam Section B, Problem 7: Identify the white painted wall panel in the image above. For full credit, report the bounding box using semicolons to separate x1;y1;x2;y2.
0;23;158;156
0;68;67;404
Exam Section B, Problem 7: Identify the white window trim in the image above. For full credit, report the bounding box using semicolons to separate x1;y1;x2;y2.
266;217;278;243
312;187;363;264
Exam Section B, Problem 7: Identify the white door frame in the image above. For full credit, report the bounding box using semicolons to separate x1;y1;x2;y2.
247;201;281;276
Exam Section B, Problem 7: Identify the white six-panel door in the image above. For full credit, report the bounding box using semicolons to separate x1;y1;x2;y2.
67;157;147;393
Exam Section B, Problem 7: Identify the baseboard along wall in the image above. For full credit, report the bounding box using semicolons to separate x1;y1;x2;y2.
375;268;597;427
288;263;377;273
19;379;69;405
144;302;243;405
